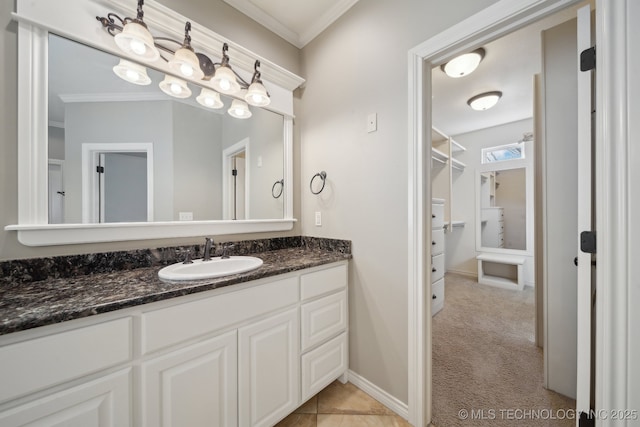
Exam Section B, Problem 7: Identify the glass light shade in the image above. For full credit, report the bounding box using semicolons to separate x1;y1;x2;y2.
211;65;241;95
112;59;151;85
228;99;252;119
467;91;502;111
169;47;204;80
114;21;160;62
159;75;192;98
245;81;270;107
196;88;224;109
442;48;485;78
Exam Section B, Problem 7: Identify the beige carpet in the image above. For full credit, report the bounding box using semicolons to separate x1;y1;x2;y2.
431;273;575;427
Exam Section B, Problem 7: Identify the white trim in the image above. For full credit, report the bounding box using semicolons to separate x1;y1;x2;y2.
407;1;583;425
58;92;168;104
347;370;409;421
595;0;629;424
48;120;64;129
222;138;251;220
81;143;154;223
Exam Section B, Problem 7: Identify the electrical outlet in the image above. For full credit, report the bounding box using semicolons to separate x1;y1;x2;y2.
179;212;193;221
315;211;322;226
367;113;377;133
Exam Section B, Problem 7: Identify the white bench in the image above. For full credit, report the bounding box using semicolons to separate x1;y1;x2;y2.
476;253;526;291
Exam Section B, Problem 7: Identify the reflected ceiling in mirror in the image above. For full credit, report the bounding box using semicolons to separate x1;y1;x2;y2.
48;34;285;224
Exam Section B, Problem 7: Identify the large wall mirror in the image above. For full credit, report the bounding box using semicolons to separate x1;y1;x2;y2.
475;151;534;256
8;0;304;246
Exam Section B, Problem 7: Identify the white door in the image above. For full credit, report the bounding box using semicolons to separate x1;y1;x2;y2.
576;4;595;422
100;152;148;223
143;331;237;427
48;161;64;224
238;308;299;427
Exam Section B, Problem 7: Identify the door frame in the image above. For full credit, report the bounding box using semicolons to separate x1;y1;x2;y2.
222;138;251;220
81;143;154;223
407;0;627;425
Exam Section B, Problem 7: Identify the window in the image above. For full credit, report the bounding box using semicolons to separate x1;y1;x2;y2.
481;142;525;164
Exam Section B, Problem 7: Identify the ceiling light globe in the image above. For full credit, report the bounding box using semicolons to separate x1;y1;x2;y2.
228;99;252;119
114;21;160;62
159;75;192;99
113;59;151;85
442;48;485;78
245;81;270;107
212;66;241;95
467;91;502;111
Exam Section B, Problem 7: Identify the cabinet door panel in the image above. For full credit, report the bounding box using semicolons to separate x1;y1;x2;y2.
301;290;347;352
0;369;131;427
143;331;237;427
238;309;299;427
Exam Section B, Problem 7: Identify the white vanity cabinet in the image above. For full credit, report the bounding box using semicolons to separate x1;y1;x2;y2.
0;260;349;427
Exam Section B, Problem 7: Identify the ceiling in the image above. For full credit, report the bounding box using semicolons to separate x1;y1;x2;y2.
223;0;360;48
224;0;587;138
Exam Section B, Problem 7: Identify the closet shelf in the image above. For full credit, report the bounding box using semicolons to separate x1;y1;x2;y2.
451;139;466;153
445;220;466;229
451;158;466;171
431;148;449;163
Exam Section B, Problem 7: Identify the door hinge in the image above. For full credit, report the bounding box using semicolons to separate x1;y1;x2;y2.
580;46;596;71
96;166;105;173
580;231;596;254
579;411;595;427
232;168;238;176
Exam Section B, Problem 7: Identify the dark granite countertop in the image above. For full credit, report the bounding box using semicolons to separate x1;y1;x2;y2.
0;246;351;337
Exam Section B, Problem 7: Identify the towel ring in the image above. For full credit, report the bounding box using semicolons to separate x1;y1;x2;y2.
272;179;284;198
310;171;327;195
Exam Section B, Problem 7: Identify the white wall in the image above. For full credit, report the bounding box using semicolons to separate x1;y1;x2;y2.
444;119;533;277
47;126;65;160
299;0;500;404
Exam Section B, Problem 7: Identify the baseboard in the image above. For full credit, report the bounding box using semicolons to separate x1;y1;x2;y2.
347;369;409;420
445;268;477;279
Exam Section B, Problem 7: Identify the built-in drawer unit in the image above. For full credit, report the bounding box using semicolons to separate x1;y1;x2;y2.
0;317;132;404
431;200;445;229
431;253;445;283
142;277;298;354
432;228;445;255
301;333;348;402
301;290;347;352
431;278;445;314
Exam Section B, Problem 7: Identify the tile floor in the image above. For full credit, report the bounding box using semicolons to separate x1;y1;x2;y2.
275;380;412;427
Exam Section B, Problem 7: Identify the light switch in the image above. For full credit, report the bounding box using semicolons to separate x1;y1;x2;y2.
367;113;377;133
315;211;322;226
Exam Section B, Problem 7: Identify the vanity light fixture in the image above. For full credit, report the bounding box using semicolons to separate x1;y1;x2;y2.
159;75;191;98
441;48;485;78
113;59;151;85
467;91;502;111
196;88;224;109
96;0;272;112
228;98;252;119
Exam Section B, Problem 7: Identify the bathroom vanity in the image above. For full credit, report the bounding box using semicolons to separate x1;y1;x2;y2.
0;244;350;427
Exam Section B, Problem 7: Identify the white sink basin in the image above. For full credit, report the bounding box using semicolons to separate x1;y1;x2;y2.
158;256;263;281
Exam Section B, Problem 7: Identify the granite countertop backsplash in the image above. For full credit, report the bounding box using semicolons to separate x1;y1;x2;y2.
0;237;351;336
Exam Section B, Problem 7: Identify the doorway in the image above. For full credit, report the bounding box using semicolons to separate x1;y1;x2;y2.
406;1;601;425
223;138;250;220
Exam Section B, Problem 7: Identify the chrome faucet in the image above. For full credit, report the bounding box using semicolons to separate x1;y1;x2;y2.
203;237;215;261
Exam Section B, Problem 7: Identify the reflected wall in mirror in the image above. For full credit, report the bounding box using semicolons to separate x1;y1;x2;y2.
47;34;284;224
479;168;526;250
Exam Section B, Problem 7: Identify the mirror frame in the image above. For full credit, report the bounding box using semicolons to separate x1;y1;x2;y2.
7;0;305;246
475;142;534;256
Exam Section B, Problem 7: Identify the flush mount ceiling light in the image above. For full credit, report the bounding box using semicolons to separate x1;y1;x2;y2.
196;88;224;109
467;91;502;111
96;0;272;115
113;59;151;85
441;48;485;78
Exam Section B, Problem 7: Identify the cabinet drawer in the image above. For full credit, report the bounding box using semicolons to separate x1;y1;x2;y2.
431;202;444;228
142;277;298;355
431;228;444;255
431;253;445;283
301;290;347;352
301;333;348;402
0;318;132;404
431;278;445;316
300;263;347;301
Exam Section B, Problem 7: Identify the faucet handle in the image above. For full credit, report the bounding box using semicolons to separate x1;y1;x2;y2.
221;243;235;259
182;249;194;264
